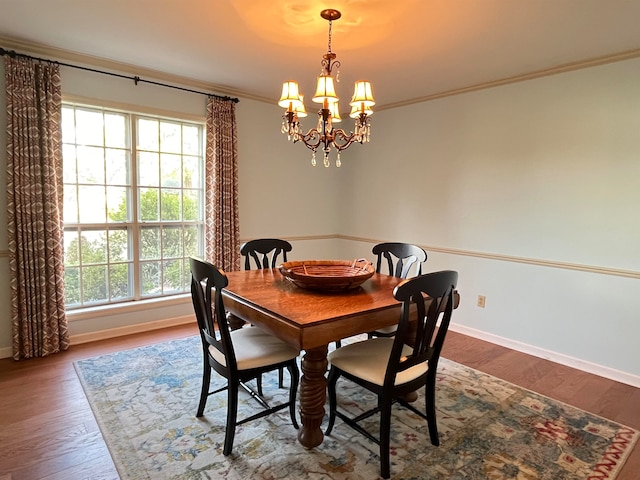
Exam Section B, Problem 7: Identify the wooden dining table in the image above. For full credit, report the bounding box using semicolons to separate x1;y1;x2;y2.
222;267;458;449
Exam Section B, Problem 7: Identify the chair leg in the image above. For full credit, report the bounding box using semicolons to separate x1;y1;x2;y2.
379;395;393;479
287;362;300;429
223;381;239;455
256;373;264;397
324;367;339;435
425;373;440;446
196;359;211;417
278;366;284;388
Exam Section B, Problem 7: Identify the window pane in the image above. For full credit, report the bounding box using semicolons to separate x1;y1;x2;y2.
108;228;130;262
183;125;200;155
181;258;191;291
139;188;159;221
162;226;182;258
138;118;159;151
77;146;105;184
162;259;182;293
106;186;129;223
78;186;106;223
160;189;181;221
63;144;77;183
183;156;200;189
183;190;200;221
62;107;76;144
160;121;181;154
104;113;126;148
76;109;104;146
106;148;128;185
109;263;132;300
160;153;181;187
140;227;160;260
138;152;159;187
80;230;108;264
82;265;108;303
64;187;79;224
141;261;161;296
64;267;80;306
184;226;200;257
64;230;80;266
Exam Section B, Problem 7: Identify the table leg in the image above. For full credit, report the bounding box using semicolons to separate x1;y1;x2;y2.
297;345;328;449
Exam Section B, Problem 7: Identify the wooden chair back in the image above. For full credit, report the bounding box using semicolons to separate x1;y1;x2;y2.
241;238;292;270
372;242;427;279
189;257;238;375
386;270;458;388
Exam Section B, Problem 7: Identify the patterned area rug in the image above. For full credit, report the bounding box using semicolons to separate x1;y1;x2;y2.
75;335;637;479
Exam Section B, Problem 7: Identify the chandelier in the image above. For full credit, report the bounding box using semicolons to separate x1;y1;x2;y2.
278;9;375;167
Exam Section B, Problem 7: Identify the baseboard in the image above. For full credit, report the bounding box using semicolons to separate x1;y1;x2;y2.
449;323;640;388
4;317;638;389
0;316;195;359
70;315;194;346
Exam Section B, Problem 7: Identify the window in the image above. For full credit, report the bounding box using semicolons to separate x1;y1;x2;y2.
62;104;205;309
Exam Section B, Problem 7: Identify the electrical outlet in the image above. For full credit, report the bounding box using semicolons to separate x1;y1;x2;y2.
477;295;486;308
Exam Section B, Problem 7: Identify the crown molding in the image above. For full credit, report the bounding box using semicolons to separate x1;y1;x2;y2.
377;48;640;111
0;35;271;104
4;36;639;112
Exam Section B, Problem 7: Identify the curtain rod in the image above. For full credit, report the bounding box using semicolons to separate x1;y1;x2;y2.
0;47;239;103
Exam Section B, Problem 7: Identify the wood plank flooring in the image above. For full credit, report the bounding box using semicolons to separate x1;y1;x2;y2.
0;324;637;479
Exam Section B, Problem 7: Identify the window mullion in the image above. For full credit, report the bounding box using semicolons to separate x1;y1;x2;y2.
130;114;141;300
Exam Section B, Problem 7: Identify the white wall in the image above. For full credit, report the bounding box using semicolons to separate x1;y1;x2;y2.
2;55;638;386
339;58;640;382
235;98;344;239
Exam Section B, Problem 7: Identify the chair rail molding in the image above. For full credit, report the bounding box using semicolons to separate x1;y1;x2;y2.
334;235;640;280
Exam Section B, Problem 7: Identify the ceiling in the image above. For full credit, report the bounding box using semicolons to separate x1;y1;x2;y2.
1;0;640;109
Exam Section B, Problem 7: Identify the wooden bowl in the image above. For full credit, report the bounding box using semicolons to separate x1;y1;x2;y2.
278;259;375;291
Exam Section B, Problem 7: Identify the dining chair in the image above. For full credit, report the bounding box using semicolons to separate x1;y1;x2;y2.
238;238;293;389
189;257;300;455
325;270;458;479
241;238;292;270
368;242;428;338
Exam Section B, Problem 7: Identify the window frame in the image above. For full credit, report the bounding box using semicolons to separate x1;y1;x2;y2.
61;100;206;310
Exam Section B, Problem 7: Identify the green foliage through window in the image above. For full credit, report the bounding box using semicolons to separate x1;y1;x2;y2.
62;105;205;308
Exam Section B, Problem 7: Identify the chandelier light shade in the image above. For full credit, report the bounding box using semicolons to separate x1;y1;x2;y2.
295;95;308;117
279;9;374;167
351;81;375;108
278;81;303;110
329;102;341;123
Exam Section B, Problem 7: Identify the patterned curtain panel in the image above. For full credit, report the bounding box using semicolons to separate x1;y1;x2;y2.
5;56;69;359
205;96;240;272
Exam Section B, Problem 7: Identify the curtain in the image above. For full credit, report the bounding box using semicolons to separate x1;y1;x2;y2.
205;96;240;272
5;56;68;359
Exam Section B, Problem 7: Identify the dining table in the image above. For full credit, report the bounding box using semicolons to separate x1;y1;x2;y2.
222;267;459;449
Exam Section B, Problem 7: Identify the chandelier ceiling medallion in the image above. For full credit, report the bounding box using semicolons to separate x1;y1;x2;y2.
278;9;375;167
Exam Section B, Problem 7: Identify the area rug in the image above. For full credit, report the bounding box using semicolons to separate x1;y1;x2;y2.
74;335;638;479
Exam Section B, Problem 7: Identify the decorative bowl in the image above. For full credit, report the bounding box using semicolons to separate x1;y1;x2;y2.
278;259;375;291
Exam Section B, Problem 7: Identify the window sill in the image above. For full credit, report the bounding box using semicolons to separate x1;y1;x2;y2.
67;294;191;322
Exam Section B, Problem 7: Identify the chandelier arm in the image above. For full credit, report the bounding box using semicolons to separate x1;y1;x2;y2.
331;128;363;152
296;129;323;151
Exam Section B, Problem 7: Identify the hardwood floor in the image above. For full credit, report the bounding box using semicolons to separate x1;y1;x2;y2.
0;325;638;479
